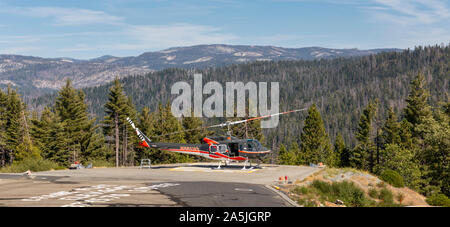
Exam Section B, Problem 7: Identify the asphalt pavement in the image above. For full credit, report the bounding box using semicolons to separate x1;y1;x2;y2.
0;162;319;207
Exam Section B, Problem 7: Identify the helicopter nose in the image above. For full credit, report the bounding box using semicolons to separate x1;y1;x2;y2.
262;147;271;152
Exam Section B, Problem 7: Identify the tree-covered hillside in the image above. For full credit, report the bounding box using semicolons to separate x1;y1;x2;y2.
33;45;448;148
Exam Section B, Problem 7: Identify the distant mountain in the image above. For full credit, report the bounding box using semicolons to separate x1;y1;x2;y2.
0;44;401;100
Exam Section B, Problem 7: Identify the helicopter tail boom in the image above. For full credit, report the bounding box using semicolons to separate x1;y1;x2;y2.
127;117;152;148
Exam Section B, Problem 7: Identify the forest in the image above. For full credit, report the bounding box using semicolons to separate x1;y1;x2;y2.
0;45;449;201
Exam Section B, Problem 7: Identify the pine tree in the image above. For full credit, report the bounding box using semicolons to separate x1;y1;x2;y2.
14;105;40;162
55;80;99;165
382;107;401;146
381;143;422;190
182;113;209;162
299;104;333;165
278;144;296;165
31;107;70;165
0;89;8;166
182;113;208;144
148;102;191;164
136;107;154;162
352;100;377;171
103;78;129;167
4;86;23;154
404;72;433;138
398;119;414;149
122;96;138;166
288;142;301;165
419;102;450;196
334;133;350;167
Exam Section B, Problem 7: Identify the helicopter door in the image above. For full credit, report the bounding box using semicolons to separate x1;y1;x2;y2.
229;143;239;156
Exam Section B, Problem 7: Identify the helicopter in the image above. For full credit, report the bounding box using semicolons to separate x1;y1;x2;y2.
126;108;307;169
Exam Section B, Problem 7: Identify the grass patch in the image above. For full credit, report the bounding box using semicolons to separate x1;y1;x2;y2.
0;158;63;173
291;180;375;207
85;159;115;168
290;180;403;207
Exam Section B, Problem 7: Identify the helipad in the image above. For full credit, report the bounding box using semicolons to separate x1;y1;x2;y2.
169;166;259;173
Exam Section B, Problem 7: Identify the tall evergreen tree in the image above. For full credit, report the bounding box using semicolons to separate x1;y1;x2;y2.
382;107;401;146
334;133;350;167
31;107;69;165
136;107;154;162
0;89;8;166
419;102;450;196
299;104;333;165
352;100;377;171
55;80;99;165
147;102;191;164
4;86;23;155
404;72;433;138
103;78;129;167
181;113;209;162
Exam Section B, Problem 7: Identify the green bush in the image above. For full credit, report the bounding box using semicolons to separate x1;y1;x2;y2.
292;186;309;195
380;170;404;188
378;188;394;204
426;194;450;207
311;180;374;207
0;158;63;173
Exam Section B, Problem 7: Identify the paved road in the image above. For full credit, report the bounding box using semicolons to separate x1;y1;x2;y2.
0;163;319;207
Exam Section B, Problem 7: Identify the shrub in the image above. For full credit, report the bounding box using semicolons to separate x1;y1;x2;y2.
426;194;450;207
86;159;114;168
311;180;374;207
292;186;309;195
0;158;62;173
378;188;394;204
368;188;378;198
380;170;404;188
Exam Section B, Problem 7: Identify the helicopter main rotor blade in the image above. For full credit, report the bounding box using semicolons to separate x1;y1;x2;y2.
217;108;309;127
152;108;308;138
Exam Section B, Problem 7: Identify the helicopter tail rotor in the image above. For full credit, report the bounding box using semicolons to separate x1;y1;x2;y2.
127;117;152;148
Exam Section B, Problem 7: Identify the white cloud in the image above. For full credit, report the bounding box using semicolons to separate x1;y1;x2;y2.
369;0;450;25
359;0;450;48
123;23;237;49
0;46;41;55
53;23;238;55
2;6;124;26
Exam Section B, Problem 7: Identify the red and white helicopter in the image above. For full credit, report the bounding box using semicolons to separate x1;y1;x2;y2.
126;108;306;169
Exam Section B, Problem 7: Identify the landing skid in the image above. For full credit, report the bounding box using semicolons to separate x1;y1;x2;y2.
213;161;222;170
241;158;253;170
211;159;262;170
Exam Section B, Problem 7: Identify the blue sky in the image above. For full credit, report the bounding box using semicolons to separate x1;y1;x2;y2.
1;0;449;59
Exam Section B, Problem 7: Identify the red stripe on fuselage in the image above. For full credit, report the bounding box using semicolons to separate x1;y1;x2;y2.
160;149;246;161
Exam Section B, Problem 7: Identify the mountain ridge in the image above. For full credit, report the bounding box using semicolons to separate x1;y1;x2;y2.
0;44;401;100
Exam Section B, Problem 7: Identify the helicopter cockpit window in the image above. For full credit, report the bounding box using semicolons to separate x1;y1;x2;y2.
218;144;228;153
247;140;262;151
247;141;254;150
